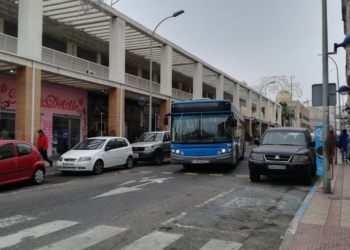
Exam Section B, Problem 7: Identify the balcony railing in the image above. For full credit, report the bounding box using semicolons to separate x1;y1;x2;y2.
0;32;193;100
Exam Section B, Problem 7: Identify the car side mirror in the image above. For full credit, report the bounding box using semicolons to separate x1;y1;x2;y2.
310;141;315;147
164;117;168;126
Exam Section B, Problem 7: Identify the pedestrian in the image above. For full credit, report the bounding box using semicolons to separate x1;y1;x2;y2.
109;130;116;136
338;129;348;163
37;129;53;167
57;130;69;156
96;128;103;137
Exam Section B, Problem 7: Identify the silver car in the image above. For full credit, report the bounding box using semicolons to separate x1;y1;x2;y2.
131;131;171;165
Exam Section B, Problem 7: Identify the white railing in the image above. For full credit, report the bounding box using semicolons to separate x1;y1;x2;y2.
0;32;189;100
172;88;193;100
0;33;17;54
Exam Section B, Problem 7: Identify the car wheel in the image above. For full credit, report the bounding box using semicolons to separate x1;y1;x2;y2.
250;171;260;182
93;160;104;175
125;156;133;169
32;168;45;185
301;171;312;186
152;152;163;166
133;160;138;166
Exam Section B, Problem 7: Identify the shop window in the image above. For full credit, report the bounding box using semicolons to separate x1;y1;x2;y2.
0;143;15;160
42;34;66;53
4;21;18;37
77;47;97;63
16;143;32;157
0;111;15;140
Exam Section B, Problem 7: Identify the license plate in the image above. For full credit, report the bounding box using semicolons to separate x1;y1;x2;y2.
268;165;286;170
63;163;74;166
192;160;209;164
134;153;139;158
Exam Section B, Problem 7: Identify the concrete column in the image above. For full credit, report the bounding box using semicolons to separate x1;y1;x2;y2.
178;82;182;91
154;73;159;83
216;74;224;99
160;45;172;97
97;53;102;64
233;83;240;110
246;90;252;117
272;103;277;123
18;0;43;61
193;62;203;99
108;87;125;137
15;66;41;145
278;106;282;125
109;17;125;83
267;100;271;122
0;17;4;33
137;68;142;77
257;95;262;120
67;43;77;56
160;99;171;131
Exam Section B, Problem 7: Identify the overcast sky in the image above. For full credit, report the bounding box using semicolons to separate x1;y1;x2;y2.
113;0;345;105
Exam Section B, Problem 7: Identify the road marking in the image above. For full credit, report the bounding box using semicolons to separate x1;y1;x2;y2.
236;175;249;178
37;225;127;250
118;180;137;186
185;172;198;176
140;171;152;174
0;182;75;197
119;170;130;173
162;212;187;225
161;172;173;175
199;239;243;250
0;215;35;228
0;220;78;249
209;174;223;177
120;231;182;250
93;177;172;199
196;189;236;208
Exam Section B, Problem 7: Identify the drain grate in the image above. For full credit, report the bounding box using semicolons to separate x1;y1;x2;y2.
329;196;349;200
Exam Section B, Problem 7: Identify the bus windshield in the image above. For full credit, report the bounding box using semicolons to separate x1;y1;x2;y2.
171;114;232;143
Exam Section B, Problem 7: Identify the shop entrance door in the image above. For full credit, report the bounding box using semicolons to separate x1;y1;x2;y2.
52;115;81;155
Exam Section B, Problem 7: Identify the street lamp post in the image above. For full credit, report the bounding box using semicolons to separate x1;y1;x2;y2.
290;76;294;127
148;10;184;132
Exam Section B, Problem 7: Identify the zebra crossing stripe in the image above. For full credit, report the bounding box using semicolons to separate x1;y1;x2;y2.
0;220;78;249
0;215;35;228
120;231;182;250
199;239;243;250
37;225;128;250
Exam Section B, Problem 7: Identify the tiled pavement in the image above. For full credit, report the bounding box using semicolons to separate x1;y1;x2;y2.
282;159;350;250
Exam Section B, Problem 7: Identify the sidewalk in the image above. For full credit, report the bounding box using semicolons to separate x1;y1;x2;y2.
280;158;350;250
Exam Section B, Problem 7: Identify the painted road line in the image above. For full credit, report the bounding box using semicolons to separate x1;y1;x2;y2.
140;171;152;174
161;172;173;175
185;173;198;176
119;170;130;173
199;239;243;250
37;225;127;250
120;231;182;250
209;174;223;177
0;215;35;228
0;182;75;197
0;220;79;249
236;175;249;178
279;177;322;250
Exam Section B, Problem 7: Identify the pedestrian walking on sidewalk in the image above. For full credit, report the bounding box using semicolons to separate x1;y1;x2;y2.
338;129;348;163
57;130;69;156
37;129;53;167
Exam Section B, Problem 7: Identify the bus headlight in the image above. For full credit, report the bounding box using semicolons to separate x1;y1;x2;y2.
217;150;222;155
180;151;184;155
222;149;226;153
171;149;175;153
176;149;180;154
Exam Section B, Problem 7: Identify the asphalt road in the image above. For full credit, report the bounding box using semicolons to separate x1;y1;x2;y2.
0;149;316;250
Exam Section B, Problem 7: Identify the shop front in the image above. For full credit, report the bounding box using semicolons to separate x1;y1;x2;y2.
0;74;87;156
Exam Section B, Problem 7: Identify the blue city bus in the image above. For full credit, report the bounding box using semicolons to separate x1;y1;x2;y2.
165;99;245;169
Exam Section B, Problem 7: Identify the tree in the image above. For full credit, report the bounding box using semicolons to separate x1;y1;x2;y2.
279;102;289;126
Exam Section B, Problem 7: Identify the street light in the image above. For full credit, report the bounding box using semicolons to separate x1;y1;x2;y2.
337;85;350;95
148;10;184;132
334;35;350;53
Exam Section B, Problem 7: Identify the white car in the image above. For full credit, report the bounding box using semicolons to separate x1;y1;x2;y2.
57;137;134;175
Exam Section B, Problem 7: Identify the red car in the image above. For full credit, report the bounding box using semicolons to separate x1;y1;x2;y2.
0;140;46;186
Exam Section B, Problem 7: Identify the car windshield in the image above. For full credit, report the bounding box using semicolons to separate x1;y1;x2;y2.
171;114;233;143
261;131;306;146
72;139;106;150
138;133;163;142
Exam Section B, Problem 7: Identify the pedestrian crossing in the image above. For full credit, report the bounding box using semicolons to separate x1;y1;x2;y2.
0;215;243;250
